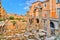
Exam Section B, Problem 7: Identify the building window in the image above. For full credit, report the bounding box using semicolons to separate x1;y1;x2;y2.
57;8;60;17
56;0;60;3
44;3;46;7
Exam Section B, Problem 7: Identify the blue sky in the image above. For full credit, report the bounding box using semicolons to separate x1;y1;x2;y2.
2;0;44;15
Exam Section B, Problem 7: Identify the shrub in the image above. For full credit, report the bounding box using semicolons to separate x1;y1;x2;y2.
16;18;21;20
20;18;26;22
9;16;14;20
11;21;16;25
16;18;26;22
0;18;5;21
22;20;27;22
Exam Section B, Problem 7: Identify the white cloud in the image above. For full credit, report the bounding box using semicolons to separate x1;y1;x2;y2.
23;0;45;11
23;0;33;10
24;7;29;9
24;6;30;11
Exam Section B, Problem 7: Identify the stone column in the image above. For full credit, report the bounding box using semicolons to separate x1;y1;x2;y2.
39;9;43;29
46;19;51;37
46;10;51;37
